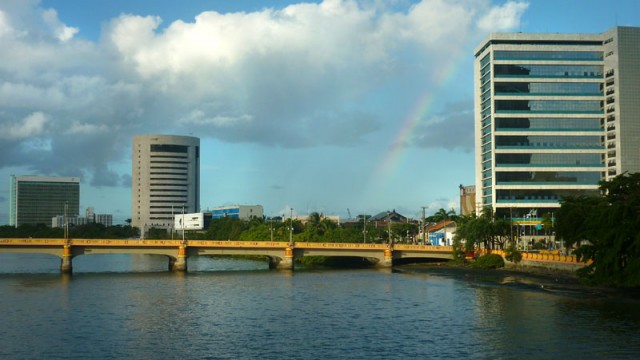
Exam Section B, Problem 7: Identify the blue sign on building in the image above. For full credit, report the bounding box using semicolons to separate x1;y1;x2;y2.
212;207;240;219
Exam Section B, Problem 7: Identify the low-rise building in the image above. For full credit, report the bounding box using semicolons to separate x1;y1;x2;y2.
52;208;113;228
211;205;264;220
426;220;457;246
369;209;407;224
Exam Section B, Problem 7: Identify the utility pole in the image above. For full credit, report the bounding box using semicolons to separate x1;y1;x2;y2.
269;217;274;242
509;207;513;247
363;213;367;243
289;208;294;246
64;201;68;242
181;204;185;246
421;206;427;244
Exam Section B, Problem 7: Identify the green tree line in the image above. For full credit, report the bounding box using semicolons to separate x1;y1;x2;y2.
452;173;640;288
159;212;420;244
555;173;640;287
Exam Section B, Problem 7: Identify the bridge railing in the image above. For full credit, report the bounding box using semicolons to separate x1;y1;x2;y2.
1;238;457;251
0;238;67;245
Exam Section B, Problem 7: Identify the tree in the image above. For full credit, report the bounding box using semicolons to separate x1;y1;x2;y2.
391;222;418;243
541;212;554;237
556;173;640;287
493;219;511;250
145;227;167;239
427;208;458;223
303;212;331;240
454;207;513;252
205;218;250;240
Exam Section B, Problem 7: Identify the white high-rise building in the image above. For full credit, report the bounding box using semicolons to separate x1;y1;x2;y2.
474;26;640;220
132;135;200;233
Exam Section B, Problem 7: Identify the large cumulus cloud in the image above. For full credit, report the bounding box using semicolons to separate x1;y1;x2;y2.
0;0;528;186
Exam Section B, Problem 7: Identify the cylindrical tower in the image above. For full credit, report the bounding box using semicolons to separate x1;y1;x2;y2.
132;135;200;234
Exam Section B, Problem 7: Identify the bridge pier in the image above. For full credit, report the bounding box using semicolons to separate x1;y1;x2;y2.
61;245;73;274
170;246;188;272
375;248;393;268
275;247;294;270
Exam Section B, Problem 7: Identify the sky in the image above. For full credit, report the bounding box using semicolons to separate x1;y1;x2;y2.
0;0;638;224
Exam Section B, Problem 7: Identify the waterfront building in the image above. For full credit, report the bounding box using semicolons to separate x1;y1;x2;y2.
132;135;200;233
211;205;264;220
9;175;80;227
52;211;113;228
96;214;113;227
459;185;476;216
474;26;640;220
369;209;407;225
289;214;341;225
426;220;457;246
52;215;82;228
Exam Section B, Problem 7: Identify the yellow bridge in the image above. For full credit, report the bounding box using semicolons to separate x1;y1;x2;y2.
0;238;586;274
0;238;454;273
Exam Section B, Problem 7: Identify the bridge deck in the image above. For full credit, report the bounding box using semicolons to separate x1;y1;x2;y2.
0;238;582;274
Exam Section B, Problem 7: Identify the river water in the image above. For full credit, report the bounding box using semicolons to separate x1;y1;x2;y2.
1;254;639;359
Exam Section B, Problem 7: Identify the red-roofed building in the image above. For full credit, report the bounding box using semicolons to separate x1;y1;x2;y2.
426;220;457;246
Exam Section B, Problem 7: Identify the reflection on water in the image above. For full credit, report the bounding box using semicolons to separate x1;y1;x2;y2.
1;254;640;359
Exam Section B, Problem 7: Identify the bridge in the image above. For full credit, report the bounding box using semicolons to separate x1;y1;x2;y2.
0;238;454;273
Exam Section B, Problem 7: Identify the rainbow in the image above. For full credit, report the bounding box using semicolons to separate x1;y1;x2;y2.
374;45;467;181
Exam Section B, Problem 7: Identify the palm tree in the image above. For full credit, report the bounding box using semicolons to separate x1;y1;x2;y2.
307;212;327;236
429;208;458;223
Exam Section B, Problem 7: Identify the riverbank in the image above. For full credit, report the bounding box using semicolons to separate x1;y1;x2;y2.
397;261;640;299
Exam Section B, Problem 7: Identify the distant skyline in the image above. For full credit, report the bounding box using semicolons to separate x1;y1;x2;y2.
1;0;638;225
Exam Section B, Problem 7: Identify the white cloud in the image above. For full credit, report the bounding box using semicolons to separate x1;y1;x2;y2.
0;0;529;185
0;111;48;139
66;121;108;135
477;1;529;33
0;10;15;37
41;8;78;42
179;110;254;127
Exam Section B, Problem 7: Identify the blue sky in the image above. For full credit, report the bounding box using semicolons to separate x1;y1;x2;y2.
0;0;638;224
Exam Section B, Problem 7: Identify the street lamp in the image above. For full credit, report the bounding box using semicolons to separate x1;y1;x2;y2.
269;217;274;242
289;208;294;246
363;214;367;243
421;206;427;244
181;204;185;246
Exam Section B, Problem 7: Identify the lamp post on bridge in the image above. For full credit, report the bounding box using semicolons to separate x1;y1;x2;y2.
421;206;427;245
181;204;186;247
269;217;274;242
363;213;367;243
289;208;294;247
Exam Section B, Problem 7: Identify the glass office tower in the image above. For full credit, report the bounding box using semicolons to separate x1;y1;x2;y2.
9;175;80;227
474;26;640;221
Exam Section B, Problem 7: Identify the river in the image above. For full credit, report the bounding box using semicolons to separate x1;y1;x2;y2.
1;254;639;359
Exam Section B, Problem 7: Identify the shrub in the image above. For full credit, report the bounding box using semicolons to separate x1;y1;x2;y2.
504;244;522;263
473;253;505;269
450;237;467;264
